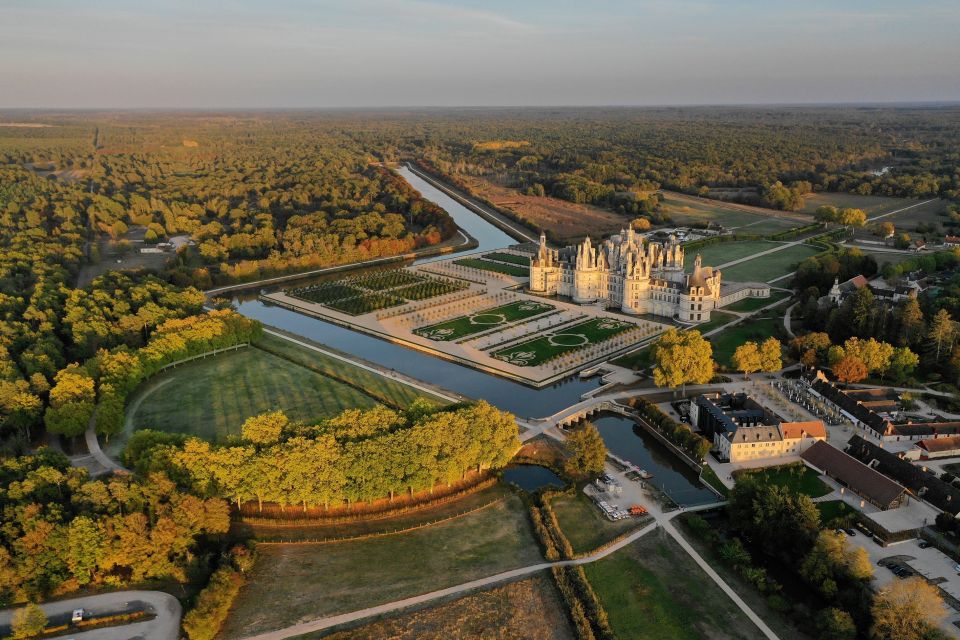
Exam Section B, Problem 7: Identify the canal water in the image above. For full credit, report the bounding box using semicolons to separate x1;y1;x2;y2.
502;464;566;493
229;166;713;505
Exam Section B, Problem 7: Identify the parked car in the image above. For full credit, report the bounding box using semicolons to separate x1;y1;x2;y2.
844;528;857;536
918;540;931;549
72;609;84;624
953;563;960;574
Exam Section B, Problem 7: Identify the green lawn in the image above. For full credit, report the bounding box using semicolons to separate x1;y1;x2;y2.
221;495;543;638
584;530;767;640
816;500;854;526
492;317;636;366
611;345;651;370
684;240;782;271
801;192;916;217
126;334;445;443
721;244;822;283
128;346;377;442
693;310;738;334
552;491;644;555
723;291;791;313
660;194;798;234
454;257;529;277
709;313;783;366
699;466;730;498
483;251;531;266
735;463;832;498
414;300;554;341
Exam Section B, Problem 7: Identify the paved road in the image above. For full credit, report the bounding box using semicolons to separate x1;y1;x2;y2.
0;591;181;640
865;198;938;222
783;302;798;338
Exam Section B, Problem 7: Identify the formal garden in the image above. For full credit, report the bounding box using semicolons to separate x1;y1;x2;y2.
492;316;637;367
454;257;529;277
414;299;555;341
483;251;531;266
287;269;469;315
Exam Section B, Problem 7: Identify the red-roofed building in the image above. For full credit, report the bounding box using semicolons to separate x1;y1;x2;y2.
915;436;960;460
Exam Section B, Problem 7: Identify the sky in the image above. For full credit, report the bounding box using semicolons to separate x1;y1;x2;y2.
2;0;959;108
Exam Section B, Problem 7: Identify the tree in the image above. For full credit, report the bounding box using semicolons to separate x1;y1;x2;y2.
759;337;782;372
631;217;651;231
871;577;947;640
875;221;895;238
10;603;47;639
815;205;839;224
732;342;761;379
887;347;920;384
928;309;957;362
67;516;103;585
43;368;96;438
564;422;606;477
833;355;868;383
838;207;867;227
842;337;893;375
241;411;288;446
652;329;715;394
815;607;856;640
896;297;925;348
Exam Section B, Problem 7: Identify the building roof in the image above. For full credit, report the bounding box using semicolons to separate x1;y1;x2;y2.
917;436;960;453
846;435;960;515
727;425;781;444
801;441;906;508
780;420;827;440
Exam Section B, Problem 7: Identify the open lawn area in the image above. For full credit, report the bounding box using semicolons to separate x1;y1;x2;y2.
611;345;651;370
684;240;782;271
801;192;918;217
125;333;445;443
734;463;832;498
661;193;799;235
127;346;378;442
483;251;530;266
709;313;784;367
312;574;574;640
454;257;529;277
552;490;645;555
415;299;554;341
493;317;636;367
816;500;855;526
584;529;767;640
721;244;822;283
221;494;543;638
693;310;738;335
723;290;791;313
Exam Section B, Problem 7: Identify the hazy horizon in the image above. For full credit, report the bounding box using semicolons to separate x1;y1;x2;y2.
3;0;959;109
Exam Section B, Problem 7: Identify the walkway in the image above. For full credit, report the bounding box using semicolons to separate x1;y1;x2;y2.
0;591;181;640
83;410;126;476
866;198;938;222
714;237;809;271
783;302;798;338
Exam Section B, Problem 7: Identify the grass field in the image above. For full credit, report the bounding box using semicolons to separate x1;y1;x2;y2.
314;574;574;640
735;463;832;498
816;500;855;526
483;251;531;266
721;244;821;283
552;491;643;555
493;317;635;366
584;530;767;640
414;300;554;341
723;291;791;312
454;257;529;277
801;192;916;217
709;313;783;366
684;240;782;271
222;494;543;638
693;310;738;334
660;193;799;235
127;334;443;442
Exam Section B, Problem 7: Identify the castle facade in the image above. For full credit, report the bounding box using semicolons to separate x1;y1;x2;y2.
528;229;723;322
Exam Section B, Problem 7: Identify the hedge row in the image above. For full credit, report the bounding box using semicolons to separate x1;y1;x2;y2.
182;546;256;640
552;565;615;640
625;398;710;463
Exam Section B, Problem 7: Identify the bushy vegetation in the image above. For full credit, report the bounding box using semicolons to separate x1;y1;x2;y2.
182;545;256;640
128;400;519;512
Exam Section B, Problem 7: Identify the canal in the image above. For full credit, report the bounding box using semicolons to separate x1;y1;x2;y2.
228;165;713;505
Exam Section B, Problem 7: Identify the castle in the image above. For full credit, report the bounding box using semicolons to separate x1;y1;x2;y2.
528;229;724;322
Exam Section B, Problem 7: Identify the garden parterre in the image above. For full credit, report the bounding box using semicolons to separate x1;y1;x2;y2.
492;316;637;366
414;300;555;341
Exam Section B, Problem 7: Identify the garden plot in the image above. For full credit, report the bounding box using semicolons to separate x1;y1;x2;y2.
414;300;555;341
492;317;637;367
454;257;529;277
287;269;468;315
483;251;531;266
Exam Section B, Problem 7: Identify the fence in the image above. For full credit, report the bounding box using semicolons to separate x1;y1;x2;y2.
157;342;249;372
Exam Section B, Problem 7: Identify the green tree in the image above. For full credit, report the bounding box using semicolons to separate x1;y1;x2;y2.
815;607;856;640
66;516;103;585
652;329;715;394
564;422;606;477
241;410;288;446
887;347;920;384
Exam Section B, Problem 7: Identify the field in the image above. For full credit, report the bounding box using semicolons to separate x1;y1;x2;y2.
721;244;821;283
464;175;632;242
493;317;636;366
684;240;782;270
709;313;784;366
735;463;832;498
552;491;643;555
801;192;918;217
315;574;574;640
483;251;530;266
221;495;543;638
816;500;855;526
723;291;791;312
661;192;803;235
126;334;444;443
415;299;555;341
693;310;738;334
454;257;529;277
584;530;766;640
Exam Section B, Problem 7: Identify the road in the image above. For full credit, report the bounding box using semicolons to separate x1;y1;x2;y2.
865;198;938;222
0;591;180;640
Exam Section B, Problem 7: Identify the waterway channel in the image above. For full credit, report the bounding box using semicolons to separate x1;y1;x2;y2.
228;166;713;504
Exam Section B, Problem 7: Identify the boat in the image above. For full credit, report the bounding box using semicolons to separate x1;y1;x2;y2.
636;469;653;480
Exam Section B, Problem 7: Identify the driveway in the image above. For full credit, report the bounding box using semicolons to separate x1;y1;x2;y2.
0;591;181;640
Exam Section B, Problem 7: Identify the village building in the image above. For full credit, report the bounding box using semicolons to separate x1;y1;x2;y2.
528;230;768;322
801;440;908;510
